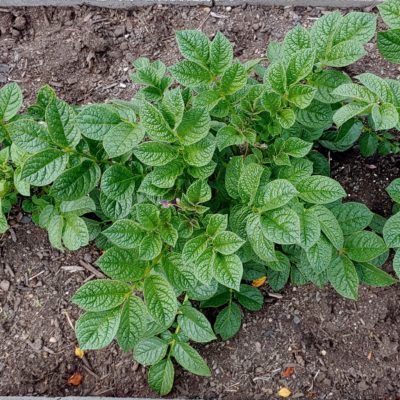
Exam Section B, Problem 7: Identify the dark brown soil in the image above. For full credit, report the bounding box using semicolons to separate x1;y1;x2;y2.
1;4;400;400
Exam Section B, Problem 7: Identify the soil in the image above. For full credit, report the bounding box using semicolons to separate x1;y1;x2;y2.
1;4;400;400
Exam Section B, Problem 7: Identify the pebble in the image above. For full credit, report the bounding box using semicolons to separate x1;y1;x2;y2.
13;16;26;30
226;6;232;11
0;280;10;291
83;253;92;263
293;316;301;324
358;381;369;391
49;337;57;343
114;26;125;37
255;341;262;353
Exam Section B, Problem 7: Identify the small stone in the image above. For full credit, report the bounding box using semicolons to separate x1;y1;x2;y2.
358;381;368;391
13;16;26;30
0;280;10;291
20;215;31;224
255;341;262;353
226;6;232;11
120;42;129;51
293;315;301;324
49;337;57;343
114;26;125;37
320;349;327;356
83;253;92;263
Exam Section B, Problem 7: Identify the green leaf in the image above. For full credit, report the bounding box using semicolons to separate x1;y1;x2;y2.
73;279;131;311
331;202;373;235
135;203;160;231
282;137;313;158
276;108;296;130
13;168;30;196
47;214;64;251
0;200;8;234
356;73;394;102
76;104;121;140
319;119;363;152
214;303;241;340
210;32;233;75
298;207;320;250
183;134;216;167
383;212;400;247
355;262;397;287
141;101;175;142
216;126;244;151
144;274;178;327
62;215;89;251
296;100;333;130
283;24;311;56
50;160;100;201
333;12;376;44
170;60;212;86
378;29;400;63
286;48;315;85
278;158;313;184
117;295;147;351
371;103;399;130
186;179;211;204
306;236;332;273
246;213;276;262
238;162;264;205
328;255;359;300
0;82;22;122
176;30;210;66
387;178;400;203
195;248;216;284
178;305;216;343
159;223;178;247
75;308;122;350
393;249;400;279
139;234;162;260
177;107;211;146
213;253;243;291
261;207;300;245
182;234;209;264
378;0;400;28
148;359;174;396
101;164;135;201
321;40;366;67
134;142;178;166
257;179;298;211
7;119;50;153
21;149;68;186
134;337;168;366
297;175;346;204
96;247;146;281
60;196;96;216
225;156;243;199
103;122;145;158
206;214;228;237
345;231;387;262
313;70;352;104
236;284;263;311
162;253;197;291
173;342;211;376
333;103;371;127
265;62;286;95
161;88;184;128
220;63;247;95
213;231;245;255
103;219;144;249
46;98;80;147
310;205;344;250
287;85;316;109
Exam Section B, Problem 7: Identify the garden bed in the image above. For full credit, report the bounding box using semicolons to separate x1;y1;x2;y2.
0;4;400;400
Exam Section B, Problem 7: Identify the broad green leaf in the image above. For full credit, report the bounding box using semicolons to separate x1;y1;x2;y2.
141;101;175;142
100;194;131;221
0;200;8;234
186;179;211;204
62;215;89;250
296;100;333;130
306;236;332;273
276;108;296;130
286;48;315;85
313;70;352;104
319;119;363;152
134;337;168;366
257;179;298;211
288;84;316;109
283;24;311;56
144;274;178;327
210;32;233;75
278;158;313;184
159;223;178;247
333;103;371;127
135;203;160;231
214;303;241;340
117;295;147;351
76;104;121;140
333;12;376;44
371;103;399;130
152;160;184;189
238;162;264;205
177;107;210;146
321;40;366;67
103;219;144;249
183;134;216;167
216;126;244;151
213;253;243;291
331;202;374;235
7;119;50;153
50;160;100;201
393;249;400;278
261;207;300;245
21;149;68;186
0;82;22;122
387;178;400;203
383;212;400;247
178;305;216;343
236;284;263;311
60;196;96;216
75;308;121;350
72;280;131;311
225;156;243;200
220;63;247;95
378;0;400;28
378;29;400;63
206;213;228;237
298;207;320;250
213;231;245;255
148;359;174;396
328;255;359;300
268;262;290;291
13;168;30;196
162;88;184;128
246;214;276;262
200;286;230;308
162;253;197;291
48;214;64;250
297;175;346;204
282;137;313;158
103;122;144;158
96;247;146;281
265;62;286;95
139;234;162;260
195;248;216;284
345;231;387;262
332;83;376;103
173;342;211;376
356;73;394;102
182;234;209;264
176;30;210;66
355;262;397;287
46;98;80;147
101;164;135;201
310;205;344;249
170;60;212;86
134;142;178;166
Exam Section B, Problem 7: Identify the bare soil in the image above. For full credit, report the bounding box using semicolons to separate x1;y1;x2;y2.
1;4;400;400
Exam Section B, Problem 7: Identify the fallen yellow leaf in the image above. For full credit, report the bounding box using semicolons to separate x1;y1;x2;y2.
277;387;291;398
75;347;85;359
252;276;267;288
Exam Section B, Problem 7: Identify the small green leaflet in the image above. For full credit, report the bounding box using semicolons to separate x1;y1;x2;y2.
148;359;175;396
173;342;211;376
214;303;241;340
328;255;359;300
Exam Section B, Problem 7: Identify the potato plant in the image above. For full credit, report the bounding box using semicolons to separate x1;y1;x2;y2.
0;0;400;395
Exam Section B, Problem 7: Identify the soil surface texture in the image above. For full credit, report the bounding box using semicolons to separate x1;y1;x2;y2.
1;4;400;400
